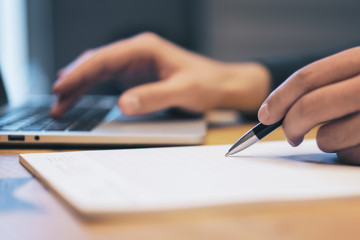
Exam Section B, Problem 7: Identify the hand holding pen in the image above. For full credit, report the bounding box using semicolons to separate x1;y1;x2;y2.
226;47;360;164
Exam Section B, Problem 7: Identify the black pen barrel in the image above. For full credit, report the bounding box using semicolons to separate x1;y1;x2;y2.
253;119;283;140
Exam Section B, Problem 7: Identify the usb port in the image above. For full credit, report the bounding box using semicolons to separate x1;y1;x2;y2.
8;135;25;141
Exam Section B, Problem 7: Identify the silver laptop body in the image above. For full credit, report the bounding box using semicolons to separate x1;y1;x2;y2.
0;71;206;147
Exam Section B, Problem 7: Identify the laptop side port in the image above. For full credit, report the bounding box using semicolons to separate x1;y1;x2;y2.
8;135;25;141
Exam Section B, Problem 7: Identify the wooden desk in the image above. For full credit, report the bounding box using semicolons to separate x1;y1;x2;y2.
1;124;360;240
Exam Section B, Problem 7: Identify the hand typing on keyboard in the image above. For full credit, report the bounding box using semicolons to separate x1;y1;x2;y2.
50;32;270;118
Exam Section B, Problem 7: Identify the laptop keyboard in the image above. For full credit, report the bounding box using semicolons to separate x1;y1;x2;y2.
0;106;111;132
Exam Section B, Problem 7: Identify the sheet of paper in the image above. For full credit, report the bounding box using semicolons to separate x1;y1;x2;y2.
19;140;360;217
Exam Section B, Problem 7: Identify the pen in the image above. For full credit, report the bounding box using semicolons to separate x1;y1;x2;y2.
225;119;283;157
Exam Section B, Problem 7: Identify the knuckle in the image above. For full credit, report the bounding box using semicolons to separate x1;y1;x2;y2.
128;32;164;54
294;93;318;119
133;32;160;45
82;48;96;57
292;66;317;92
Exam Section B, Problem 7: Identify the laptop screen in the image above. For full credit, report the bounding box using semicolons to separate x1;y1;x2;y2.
0;70;8;106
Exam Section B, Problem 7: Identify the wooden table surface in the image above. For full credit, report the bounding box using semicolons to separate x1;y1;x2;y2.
2;123;360;240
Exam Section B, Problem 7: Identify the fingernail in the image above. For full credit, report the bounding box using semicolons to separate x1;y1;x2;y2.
54;68;70;90
120;94;141;115
53;76;68;90
287;139;296;147
258;103;270;122
57;69;65;78
53;79;62;89
287;137;304;147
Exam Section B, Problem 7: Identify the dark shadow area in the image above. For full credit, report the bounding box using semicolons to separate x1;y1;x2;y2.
276;153;340;165
232;153;355;166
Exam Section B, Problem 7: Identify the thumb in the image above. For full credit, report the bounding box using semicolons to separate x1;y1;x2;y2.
118;79;184;116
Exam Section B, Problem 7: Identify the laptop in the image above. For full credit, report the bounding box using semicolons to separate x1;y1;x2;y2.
0;70;206;147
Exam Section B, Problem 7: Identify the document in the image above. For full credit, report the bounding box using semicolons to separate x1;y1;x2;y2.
19;140;360;218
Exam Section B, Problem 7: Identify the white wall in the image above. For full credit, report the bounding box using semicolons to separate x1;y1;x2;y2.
0;0;29;104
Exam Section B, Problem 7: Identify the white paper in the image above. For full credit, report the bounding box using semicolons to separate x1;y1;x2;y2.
19;140;360;217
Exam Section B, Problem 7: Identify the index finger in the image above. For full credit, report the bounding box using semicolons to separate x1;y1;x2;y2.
53;32;177;94
53;40;132;94
258;46;360;125
51;33;165;116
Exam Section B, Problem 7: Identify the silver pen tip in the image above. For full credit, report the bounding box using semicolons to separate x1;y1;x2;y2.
225;152;231;157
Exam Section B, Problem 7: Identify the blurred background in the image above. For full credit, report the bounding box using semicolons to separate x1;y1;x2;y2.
1;0;360;104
